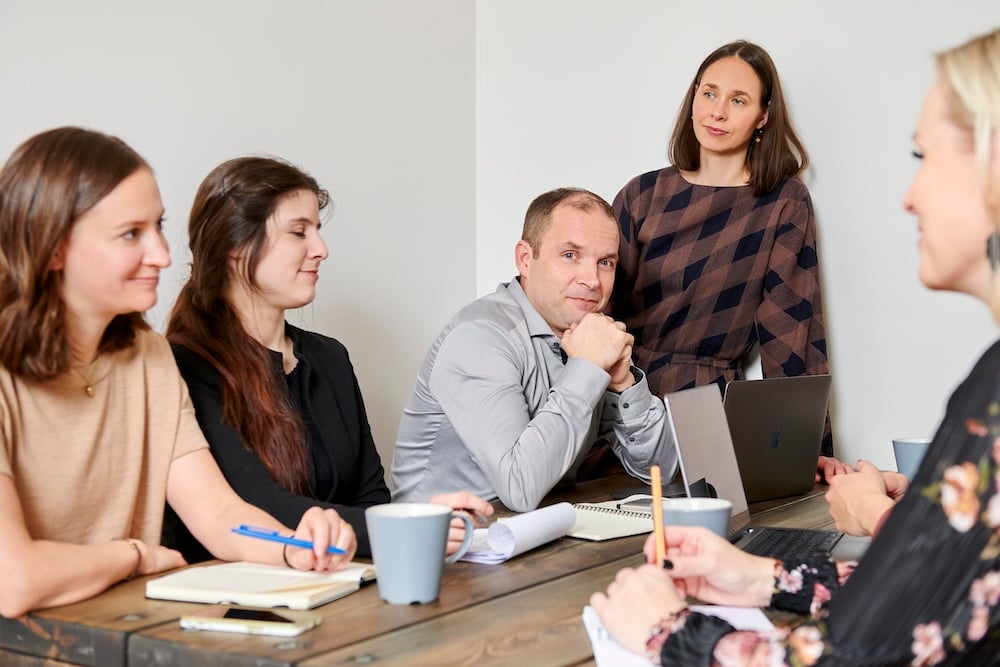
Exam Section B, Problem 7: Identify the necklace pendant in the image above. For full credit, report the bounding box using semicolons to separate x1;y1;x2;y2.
85;385;94;398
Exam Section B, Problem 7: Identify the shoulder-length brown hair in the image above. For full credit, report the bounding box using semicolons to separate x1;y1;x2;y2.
167;157;330;494
0;127;150;380
668;40;809;197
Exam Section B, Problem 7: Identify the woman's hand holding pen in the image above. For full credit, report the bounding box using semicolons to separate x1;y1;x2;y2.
284;507;357;571
643;526;775;607
429;491;495;555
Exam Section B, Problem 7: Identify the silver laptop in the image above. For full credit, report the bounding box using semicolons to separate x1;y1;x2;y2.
663;385;868;561
723;375;832;502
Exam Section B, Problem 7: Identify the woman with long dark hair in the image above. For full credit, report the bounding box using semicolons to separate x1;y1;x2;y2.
166;157;490;560
610;40;847;480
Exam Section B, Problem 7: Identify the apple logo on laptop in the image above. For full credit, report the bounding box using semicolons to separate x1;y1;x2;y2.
768;430;781;450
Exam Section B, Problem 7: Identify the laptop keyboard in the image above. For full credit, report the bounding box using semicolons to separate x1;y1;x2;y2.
740;527;841;559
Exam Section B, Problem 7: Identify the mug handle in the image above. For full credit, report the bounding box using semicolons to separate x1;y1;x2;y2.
443;512;476;564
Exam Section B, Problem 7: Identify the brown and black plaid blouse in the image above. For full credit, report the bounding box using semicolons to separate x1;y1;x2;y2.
611;166;833;455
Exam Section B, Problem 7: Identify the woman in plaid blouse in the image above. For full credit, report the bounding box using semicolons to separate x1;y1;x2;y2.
610;40;846;478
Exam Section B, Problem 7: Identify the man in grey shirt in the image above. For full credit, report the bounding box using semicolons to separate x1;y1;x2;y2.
391;188;677;512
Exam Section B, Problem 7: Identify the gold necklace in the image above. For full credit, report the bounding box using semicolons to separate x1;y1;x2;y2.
73;368;96;397
72;359;102;398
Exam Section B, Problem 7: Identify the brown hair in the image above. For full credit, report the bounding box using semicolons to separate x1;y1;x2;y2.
0;127;150;380
521;187;614;258
167;157;329;493
668;40;809;197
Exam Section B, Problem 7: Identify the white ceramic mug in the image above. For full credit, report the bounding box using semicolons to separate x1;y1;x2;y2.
365;503;474;605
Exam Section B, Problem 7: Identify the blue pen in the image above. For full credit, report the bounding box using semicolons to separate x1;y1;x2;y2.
231;525;347;555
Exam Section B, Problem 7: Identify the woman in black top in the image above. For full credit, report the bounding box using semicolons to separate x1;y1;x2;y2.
165;157;490;559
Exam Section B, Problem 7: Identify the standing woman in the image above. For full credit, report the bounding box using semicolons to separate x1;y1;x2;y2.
0;129;355;617
165;157;490;560
610;41;845;476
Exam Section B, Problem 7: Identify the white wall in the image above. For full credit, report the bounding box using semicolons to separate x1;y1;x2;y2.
0;0;477;468
2;1;999;475
477;2;1000;468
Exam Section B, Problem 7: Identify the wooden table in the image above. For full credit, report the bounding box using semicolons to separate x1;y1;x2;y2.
0;478;834;667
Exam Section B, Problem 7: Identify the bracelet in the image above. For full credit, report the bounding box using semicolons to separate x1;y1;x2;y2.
282;543;293;568
645;607;689;665
114;538;141;580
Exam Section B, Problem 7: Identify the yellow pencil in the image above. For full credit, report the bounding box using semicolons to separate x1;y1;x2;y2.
650;465;666;563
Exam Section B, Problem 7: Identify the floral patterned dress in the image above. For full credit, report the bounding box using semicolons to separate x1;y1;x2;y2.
655;340;1000;666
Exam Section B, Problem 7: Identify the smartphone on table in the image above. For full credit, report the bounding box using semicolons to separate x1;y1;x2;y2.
180;606;322;636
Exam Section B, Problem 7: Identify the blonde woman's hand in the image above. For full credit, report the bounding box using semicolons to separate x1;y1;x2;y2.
825;460;898;536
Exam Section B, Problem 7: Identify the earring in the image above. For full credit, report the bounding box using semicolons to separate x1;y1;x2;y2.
754;128;763;144
988;232;1000;272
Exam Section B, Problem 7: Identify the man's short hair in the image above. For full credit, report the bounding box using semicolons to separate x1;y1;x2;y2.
521;188;615;258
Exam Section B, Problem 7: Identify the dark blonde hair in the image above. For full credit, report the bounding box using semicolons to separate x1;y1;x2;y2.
0;127;150;380
668;40;808;197
167;157;329;494
521;188;614;258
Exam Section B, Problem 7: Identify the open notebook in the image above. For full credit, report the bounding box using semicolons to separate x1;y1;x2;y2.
569;496;653;541
145;561;376;610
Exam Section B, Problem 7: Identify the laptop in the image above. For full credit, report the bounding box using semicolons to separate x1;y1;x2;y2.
723;375;832;503
663;385;868;561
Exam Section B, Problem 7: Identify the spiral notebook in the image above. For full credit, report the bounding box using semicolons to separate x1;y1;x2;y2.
568;496;654;541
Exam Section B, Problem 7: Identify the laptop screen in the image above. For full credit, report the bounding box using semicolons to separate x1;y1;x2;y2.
662;385;752;538
722;375;831;503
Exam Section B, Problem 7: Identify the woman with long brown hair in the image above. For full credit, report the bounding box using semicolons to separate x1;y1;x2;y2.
166;156;490;560
610;40;848;481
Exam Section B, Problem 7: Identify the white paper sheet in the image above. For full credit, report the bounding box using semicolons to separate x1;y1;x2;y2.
459;502;576;564
582;604;774;666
